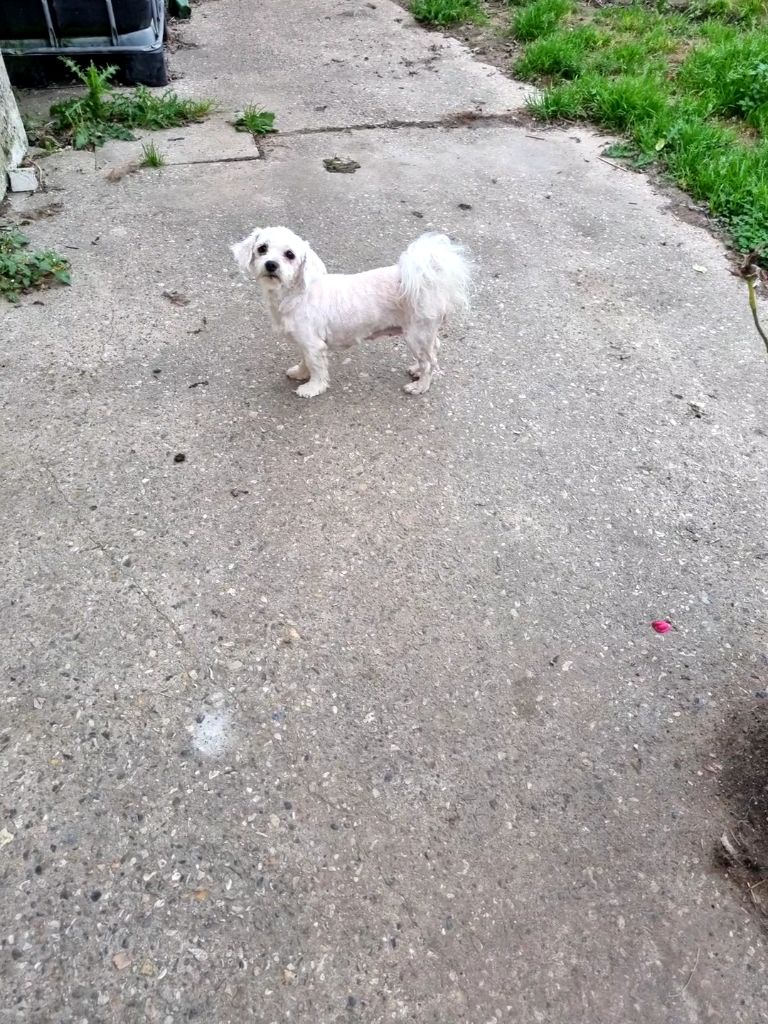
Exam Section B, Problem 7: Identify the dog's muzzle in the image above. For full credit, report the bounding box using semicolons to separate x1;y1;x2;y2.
264;260;280;279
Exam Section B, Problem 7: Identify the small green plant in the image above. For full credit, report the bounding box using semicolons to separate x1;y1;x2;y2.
47;60;132;148
0;228;70;303
64;57;114;119
602;139;657;168
108;86;212;131
603;140;639;159
140;141;166;167
29;58;213;150
22;118;61;152
512;0;571;41
411;0;486;26
233;106;277;136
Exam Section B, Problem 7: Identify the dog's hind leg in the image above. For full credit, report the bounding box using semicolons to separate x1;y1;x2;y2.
432;335;441;372
404;322;438;395
409;335;440;379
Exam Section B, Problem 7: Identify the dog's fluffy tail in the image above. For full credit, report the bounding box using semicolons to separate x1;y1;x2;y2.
398;232;470;321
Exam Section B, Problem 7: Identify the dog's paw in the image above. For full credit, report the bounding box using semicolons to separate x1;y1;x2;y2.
403;377;431;396
407;363;421;380
286;362;310;381
296;380;328;398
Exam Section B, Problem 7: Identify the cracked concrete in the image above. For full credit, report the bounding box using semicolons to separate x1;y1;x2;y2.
2;1;768;1022
92;112;526;173
172;0;528;127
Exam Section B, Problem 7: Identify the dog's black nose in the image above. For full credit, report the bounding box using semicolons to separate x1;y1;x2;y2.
265;260;279;274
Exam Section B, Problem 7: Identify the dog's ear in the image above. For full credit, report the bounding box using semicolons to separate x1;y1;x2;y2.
231;228;262;272
299;242;327;287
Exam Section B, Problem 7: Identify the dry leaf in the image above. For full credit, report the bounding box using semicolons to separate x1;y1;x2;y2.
192;887;209;901
323;157;360;174
162;289;191;306
112;951;131;970
103;161;139;183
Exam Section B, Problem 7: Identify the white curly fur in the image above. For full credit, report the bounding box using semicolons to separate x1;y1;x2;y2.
231;226;469;398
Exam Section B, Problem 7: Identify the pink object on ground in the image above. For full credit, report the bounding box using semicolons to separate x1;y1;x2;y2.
651;620;672;634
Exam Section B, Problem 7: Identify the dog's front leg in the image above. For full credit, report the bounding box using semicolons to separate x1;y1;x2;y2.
292;332;329;398
286;359;310;382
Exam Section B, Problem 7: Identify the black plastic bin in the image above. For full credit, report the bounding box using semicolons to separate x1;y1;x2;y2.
0;0;167;86
56;0;153;36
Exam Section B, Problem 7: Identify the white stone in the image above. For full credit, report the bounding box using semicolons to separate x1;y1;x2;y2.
9;166;39;193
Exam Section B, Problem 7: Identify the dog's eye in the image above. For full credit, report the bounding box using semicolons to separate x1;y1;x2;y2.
284;250;296;261
256;244;268;255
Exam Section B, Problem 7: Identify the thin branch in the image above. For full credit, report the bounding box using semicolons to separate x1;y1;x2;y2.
682;947;700;994
746;273;768;357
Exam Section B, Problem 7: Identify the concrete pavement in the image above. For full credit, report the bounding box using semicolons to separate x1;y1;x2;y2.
2;1;768;1021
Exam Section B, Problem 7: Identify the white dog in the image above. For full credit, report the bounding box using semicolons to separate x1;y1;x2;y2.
231;226;469;397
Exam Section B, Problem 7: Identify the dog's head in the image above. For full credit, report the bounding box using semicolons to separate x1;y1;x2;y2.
231;226;327;291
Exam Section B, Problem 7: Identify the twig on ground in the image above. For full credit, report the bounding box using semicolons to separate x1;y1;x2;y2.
681;947;700;994
745;271;768;358
735;250;768;357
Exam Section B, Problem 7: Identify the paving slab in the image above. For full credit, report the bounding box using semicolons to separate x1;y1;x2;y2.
94;118;262;170
171;0;527;128
2;2;768;1023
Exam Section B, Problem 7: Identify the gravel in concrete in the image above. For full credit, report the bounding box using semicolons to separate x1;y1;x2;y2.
2;2;768;1022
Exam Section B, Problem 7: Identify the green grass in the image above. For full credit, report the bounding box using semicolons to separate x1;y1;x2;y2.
140;141;166;168
410;0;486;26
687;0;765;24
515;26;603;79
233;106;277;136
0;228;70;303
512;0;572;41
594;4;691;39
510;0;768;256
26;59;212;150
677;28;768;128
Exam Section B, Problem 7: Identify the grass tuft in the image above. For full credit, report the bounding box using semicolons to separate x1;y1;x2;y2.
411;0;486;26
233;106;277;136
512;0;572;42
515;26;602;80
140;141;166;167
27;59;213;150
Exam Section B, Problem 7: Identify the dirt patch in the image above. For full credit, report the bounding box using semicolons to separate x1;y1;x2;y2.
166;24;200;54
715;701;768;918
395;0;521;75
2;200;65;225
